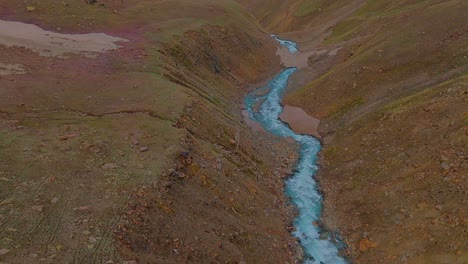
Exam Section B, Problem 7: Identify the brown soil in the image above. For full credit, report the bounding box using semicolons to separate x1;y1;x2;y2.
0;1;299;263
239;0;468;263
1;1;466;264
280;105;321;138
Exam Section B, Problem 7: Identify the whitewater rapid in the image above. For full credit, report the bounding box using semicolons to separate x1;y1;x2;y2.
244;38;346;264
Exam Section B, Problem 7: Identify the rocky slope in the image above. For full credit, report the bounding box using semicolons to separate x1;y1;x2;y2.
1;0;466;263
238;0;467;263
0;1;301;263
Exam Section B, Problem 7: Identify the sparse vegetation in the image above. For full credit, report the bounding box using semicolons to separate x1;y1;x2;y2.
0;1;291;263
0;0;466;263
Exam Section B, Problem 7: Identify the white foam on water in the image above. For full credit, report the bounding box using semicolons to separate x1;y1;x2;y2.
271;34;299;54
244;37;347;263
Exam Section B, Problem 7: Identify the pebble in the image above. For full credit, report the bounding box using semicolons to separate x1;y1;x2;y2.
440;162;450;170
31;205;44;212
0;198;14;205
74;206;91;212
139;147;149;152
319;233;328;240
51;196;59;204
102;163;118;169
359;238;377;252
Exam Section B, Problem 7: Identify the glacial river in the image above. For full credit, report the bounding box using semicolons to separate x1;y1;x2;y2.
245;38;346;264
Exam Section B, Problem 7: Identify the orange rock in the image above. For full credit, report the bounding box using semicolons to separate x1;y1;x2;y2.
358;238;377;252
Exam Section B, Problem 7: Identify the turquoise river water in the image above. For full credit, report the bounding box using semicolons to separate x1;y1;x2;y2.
244;38;346;264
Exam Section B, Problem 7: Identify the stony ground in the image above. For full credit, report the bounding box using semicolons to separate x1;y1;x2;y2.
0;1;300;263
239;0;467;263
0;0;466;263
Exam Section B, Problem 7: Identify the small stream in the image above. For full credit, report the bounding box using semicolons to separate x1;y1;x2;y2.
271;34;299;53
245;39;346;264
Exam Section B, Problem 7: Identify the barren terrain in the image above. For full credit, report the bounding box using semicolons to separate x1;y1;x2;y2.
0;0;466;263
240;0;467;263
0;1;298;263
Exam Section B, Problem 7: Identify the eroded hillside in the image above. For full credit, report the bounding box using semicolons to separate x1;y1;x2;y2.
0;1;301;263
1;0;466;263
238;0;467;263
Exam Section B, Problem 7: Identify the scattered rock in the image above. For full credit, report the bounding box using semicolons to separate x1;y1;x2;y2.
0;248;10;255
31;205;44;212
295;246;304;262
440;162;450;170
74;206;91;212
26;6;36;12
0;63;26;75
58;133;80;141
319;233;328;240
358;238;377;252
0;198;14;206
102;163;118;169
51;196;59;204
139;147;149;152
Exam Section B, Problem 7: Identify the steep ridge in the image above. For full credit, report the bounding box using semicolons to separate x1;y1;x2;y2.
0;1;302;263
236;0;365;40
238;0;467;263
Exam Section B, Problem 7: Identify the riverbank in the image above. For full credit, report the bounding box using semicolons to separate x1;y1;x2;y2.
0;1;301;263
245;66;347;263
238;0;468;262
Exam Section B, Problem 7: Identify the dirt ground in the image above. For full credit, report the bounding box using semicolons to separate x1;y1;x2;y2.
239;0;467;263
0;1;300;263
1;0;466;263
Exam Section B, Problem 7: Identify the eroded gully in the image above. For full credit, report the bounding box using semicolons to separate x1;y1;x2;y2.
244;37;347;264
